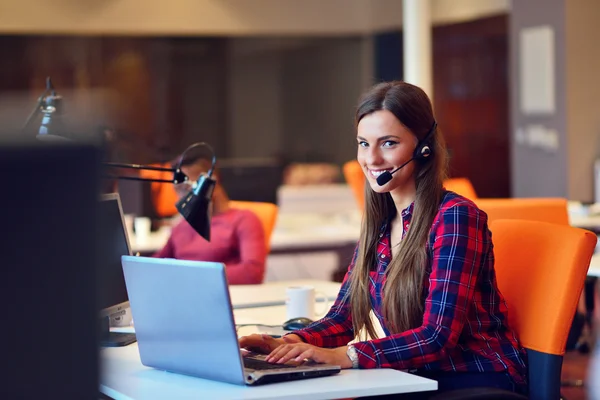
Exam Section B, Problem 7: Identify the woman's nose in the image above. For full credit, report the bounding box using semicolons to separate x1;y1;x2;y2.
364;147;384;166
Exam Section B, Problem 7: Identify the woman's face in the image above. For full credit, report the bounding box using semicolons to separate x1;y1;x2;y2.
356;109;418;194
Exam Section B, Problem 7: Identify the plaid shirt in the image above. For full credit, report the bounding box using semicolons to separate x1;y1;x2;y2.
293;191;527;386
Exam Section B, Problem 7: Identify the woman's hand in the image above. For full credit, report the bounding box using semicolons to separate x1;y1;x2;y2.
238;333;303;354
265;336;353;369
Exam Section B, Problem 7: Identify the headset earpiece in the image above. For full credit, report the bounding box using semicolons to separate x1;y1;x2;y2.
413;121;437;161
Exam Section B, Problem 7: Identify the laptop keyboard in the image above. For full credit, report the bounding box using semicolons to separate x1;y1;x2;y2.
243;357;296;370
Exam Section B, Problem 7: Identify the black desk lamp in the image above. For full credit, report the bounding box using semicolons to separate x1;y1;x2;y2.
26;77;217;241
104;142;217;241
22;77;69;142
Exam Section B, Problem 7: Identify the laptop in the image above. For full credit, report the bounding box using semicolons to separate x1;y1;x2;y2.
121;256;341;385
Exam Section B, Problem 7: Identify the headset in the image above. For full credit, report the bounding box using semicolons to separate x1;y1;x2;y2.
413;120;437;161
376;120;437;186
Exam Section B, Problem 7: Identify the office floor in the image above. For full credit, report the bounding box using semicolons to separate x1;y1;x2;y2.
562;282;598;400
562;350;591;400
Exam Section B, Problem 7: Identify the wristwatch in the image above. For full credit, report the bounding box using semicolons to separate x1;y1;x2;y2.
346;344;359;369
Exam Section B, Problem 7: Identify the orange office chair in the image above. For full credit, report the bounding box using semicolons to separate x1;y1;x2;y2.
443;177;477;200
229;200;278;252
476;197;594;389
138;163;179;218
432;220;597;400
475;198;569;226
342;160;365;210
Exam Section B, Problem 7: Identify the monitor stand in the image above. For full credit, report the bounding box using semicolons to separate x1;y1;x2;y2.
98;315;137;347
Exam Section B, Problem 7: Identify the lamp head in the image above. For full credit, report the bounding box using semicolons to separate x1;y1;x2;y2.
36;77;66;141
175;174;216;241
173;142;217;241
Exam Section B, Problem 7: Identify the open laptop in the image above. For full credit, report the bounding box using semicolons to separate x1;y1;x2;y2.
121;256;341;386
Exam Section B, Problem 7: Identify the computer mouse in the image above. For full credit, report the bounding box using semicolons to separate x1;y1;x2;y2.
282;317;314;331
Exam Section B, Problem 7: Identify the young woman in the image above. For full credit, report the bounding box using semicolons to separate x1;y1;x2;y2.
239;81;527;396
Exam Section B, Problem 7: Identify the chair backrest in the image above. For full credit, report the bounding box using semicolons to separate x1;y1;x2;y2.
229;200;278;252
342;160;365;210
490;219;597;400
443;177;477;200
476;198;569;226
138;163;179;218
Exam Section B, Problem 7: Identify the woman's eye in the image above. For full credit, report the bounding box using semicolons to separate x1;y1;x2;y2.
358;141;368;148
382;141;397;148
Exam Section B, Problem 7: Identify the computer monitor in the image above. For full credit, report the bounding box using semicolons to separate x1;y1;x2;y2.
0;138;99;399
218;158;284;205
97;192;137;347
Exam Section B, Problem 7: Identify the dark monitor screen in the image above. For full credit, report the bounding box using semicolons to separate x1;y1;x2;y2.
218;158;284;205
0;138;100;399
97;193;132;315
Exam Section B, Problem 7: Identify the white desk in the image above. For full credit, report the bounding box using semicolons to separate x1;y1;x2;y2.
570;214;600;230
103;304;437;399
588;253;600;277
100;344;436;400
568;202;600;231
229;280;341;309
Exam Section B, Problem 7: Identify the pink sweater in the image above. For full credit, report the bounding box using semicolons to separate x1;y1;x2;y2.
154;208;266;284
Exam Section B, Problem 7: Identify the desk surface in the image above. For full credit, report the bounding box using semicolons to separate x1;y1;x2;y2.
100;343;436;400
130;221;359;254
103;299;437;399
229;279;341;309
587;253;600;277
570;214;600;230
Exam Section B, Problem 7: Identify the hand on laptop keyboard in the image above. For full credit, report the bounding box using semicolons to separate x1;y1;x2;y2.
239;333;302;355
243;357;297;370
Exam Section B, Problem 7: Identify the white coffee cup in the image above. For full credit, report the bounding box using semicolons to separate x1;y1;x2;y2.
285;286;329;321
134;217;151;241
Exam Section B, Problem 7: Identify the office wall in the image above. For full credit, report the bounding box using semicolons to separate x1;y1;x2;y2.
565;0;600;201
510;0;600;201
227;37;371;165
510;0;569;198
0;0;399;36
434;15;510;198
280;39;368;165
227;40;284;159
432;0;509;25
0;0;508;36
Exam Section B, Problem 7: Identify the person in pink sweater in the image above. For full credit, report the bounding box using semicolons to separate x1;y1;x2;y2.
154;156;266;285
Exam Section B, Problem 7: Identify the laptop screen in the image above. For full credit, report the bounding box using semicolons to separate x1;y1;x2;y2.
97;193;132;314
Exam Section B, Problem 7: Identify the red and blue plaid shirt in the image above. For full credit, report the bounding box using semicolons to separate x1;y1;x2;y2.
293;191;527;386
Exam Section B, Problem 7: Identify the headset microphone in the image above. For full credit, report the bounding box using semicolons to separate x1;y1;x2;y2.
376;121;437;186
376;158;414;186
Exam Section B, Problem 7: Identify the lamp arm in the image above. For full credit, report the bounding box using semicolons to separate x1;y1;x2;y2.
21;96;45;132
102;162;188;184
22;77;54;133
104;162;177;173
103;175;178;184
103;141;215;185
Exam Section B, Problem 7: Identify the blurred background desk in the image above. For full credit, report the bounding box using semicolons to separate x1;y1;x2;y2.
586;254;600;278
130;202;600;284
568;202;600;234
130;211;361;283
229;279;341;309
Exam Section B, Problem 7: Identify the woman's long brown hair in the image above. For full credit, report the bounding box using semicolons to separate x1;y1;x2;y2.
348;81;448;339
